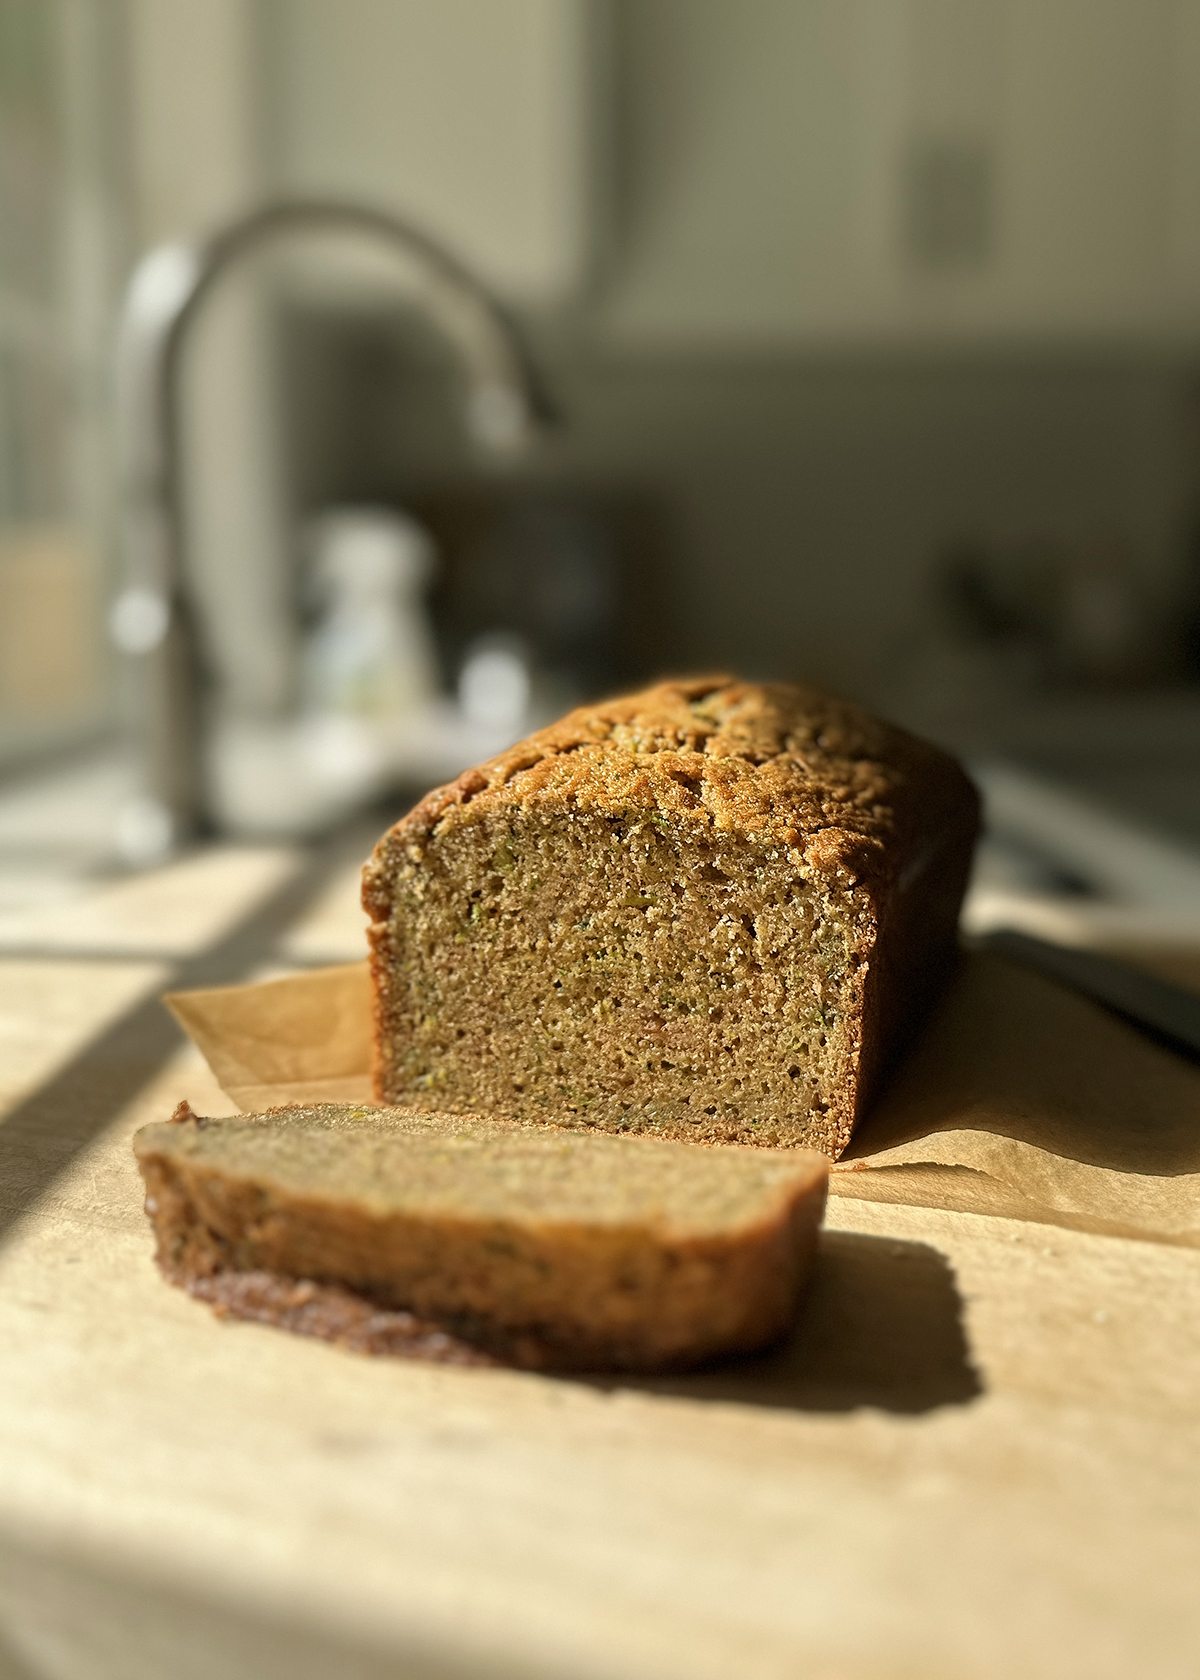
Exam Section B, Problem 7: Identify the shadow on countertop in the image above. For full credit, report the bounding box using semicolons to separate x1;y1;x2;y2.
591;1229;982;1416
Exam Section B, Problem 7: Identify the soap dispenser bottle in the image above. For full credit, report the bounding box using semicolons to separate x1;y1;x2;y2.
302;505;439;724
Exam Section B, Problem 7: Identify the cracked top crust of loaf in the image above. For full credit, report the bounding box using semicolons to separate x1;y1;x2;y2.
364;674;975;911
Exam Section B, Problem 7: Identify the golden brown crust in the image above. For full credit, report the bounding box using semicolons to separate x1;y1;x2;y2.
363;676;972;918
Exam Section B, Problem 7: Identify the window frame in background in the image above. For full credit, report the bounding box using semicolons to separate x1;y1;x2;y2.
0;0;128;776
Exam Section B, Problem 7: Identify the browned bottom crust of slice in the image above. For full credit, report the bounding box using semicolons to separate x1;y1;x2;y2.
178;1267;498;1366
175;1264;789;1372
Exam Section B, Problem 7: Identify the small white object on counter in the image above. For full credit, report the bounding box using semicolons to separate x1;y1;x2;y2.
302;506;440;726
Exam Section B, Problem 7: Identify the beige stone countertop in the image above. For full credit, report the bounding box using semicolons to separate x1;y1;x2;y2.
0;846;1198;1680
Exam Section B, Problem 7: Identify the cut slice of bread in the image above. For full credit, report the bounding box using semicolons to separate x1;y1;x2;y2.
134;1101;829;1372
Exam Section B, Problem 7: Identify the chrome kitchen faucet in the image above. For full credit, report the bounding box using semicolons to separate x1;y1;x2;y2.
113;198;553;851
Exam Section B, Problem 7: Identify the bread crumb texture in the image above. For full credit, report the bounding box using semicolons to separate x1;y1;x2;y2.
134;1103;829;1371
363;677;979;1157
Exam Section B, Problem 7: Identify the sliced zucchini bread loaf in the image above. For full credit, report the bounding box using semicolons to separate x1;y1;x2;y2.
364;676;979;1156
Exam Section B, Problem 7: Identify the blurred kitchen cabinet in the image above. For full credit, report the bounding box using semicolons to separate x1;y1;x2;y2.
604;0;1200;349
262;0;604;302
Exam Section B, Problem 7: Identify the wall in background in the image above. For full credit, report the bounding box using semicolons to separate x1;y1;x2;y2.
113;0;1200;757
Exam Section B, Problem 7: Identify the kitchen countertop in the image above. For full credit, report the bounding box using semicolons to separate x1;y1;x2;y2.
1;843;1199;1680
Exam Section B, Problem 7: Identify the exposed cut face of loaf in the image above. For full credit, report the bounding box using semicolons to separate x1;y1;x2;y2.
364;677;979;1157
134;1102;829;1372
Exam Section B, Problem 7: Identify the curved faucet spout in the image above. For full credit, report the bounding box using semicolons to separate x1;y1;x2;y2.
113;198;555;850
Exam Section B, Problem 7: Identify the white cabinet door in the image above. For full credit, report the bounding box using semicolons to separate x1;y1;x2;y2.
267;0;600;303
604;0;1200;348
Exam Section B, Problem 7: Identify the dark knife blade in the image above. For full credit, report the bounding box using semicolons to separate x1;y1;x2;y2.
976;927;1200;1066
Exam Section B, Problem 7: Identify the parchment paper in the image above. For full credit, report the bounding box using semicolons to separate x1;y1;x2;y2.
165;951;1200;1248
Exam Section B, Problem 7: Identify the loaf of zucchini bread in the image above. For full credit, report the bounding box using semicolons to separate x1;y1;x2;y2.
364;676;979;1157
